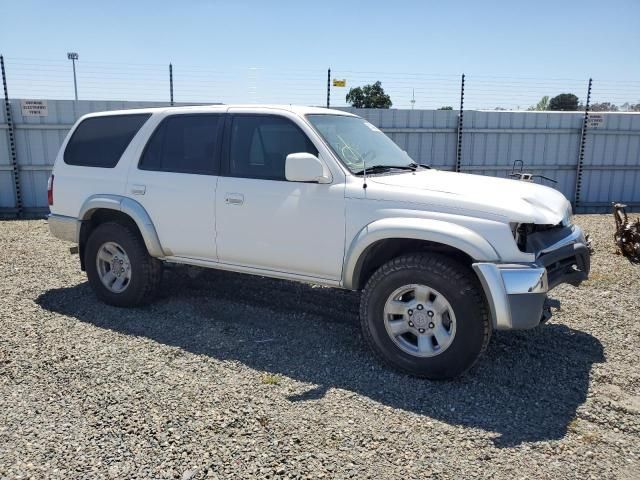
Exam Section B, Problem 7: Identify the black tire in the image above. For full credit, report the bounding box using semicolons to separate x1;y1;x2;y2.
360;253;491;380
85;221;163;307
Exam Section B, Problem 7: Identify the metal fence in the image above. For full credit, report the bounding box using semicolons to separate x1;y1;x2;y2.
342;107;640;212
1;99;639;217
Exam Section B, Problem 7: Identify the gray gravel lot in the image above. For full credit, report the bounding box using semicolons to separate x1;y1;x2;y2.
0;215;639;479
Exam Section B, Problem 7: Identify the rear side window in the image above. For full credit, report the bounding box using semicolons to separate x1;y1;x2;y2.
64;114;150;168
228;115;317;180
139;115;221;175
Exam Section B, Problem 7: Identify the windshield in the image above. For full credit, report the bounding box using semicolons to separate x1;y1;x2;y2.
306;114;415;174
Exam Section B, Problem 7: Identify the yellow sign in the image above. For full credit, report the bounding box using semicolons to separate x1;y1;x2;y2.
333;79;347;87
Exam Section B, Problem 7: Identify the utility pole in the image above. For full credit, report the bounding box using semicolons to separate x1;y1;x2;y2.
67;52;79;100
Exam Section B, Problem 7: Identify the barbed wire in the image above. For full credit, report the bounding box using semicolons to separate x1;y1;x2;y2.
3;57;639;110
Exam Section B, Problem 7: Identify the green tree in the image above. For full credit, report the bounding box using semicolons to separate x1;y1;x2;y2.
527;95;550;111
438;106;453;110
590;102;619;112
548;93;579;111
345;81;392;108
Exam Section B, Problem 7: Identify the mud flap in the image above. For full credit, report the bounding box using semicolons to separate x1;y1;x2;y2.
541;297;561;324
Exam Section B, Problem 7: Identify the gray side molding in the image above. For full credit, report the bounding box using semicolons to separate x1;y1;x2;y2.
472;263;511;330
78;194;165;258
342;217;500;290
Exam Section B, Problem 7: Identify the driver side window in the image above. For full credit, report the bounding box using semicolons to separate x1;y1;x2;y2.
229;115;317;180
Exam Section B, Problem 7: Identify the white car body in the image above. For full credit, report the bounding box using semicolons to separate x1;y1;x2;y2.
49;105;590;334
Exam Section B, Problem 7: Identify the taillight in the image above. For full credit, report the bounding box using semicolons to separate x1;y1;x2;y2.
47;174;54;206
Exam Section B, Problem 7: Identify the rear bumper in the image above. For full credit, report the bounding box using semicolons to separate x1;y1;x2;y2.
48;214;79;243
473;225;590;330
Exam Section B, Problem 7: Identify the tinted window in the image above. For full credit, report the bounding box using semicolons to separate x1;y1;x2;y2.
229;116;317;180
140;115;221;175
64;114;150;168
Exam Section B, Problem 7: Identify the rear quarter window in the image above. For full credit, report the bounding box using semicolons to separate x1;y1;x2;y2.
64;114;151;168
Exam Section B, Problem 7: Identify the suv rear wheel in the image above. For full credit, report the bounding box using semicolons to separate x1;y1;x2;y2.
360;253;491;379
85;222;162;307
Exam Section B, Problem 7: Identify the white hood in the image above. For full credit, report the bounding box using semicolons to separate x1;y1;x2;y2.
367;169;571;225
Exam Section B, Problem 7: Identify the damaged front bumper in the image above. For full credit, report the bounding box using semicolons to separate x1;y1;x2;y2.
473;225;590;330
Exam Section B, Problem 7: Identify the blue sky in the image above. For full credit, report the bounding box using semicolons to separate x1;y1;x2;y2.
1;0;639;109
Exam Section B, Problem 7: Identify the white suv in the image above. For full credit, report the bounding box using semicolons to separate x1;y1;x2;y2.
48;105;590;379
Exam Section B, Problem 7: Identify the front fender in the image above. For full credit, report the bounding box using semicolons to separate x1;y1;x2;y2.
78;194;165;258
342;217;500;289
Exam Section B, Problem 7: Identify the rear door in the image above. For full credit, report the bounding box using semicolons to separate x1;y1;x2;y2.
126;113;223;260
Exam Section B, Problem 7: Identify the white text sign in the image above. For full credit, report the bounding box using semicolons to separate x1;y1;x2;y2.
21;100;49;117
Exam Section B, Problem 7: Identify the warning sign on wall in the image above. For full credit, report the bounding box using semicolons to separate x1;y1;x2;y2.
21;100;48;117
587;114;605;129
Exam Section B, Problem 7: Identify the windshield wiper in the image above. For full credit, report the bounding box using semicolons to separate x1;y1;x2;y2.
353;164;417;176
408;162;432;170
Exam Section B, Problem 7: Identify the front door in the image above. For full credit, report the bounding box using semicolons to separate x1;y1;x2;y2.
126;113;223;260
215;114;346;280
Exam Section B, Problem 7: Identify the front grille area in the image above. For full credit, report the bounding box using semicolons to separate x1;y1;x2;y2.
537;242;590;290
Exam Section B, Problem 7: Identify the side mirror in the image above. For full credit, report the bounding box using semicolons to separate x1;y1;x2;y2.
285;153;331;183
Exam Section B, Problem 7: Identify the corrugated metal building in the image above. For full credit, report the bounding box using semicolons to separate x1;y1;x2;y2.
343;107;640;211
1;100;639;216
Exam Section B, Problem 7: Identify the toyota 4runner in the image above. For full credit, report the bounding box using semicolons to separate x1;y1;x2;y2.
48;105;590;379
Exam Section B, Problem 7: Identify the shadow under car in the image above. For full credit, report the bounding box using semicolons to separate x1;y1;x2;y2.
36;267;604;447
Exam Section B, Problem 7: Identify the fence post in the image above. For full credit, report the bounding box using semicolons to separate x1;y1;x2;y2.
169;63;174;106
326;68;331;108
455;73;465;172
574;78;592;210
1;55;22;218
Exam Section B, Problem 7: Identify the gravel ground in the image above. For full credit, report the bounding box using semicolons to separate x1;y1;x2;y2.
0;214;639;479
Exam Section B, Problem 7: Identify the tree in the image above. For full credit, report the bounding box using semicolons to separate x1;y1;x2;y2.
620;102;640;112
438;106;453;110
590;102;619;112
345;81;392;108
527;95;550;111
548;93;579;111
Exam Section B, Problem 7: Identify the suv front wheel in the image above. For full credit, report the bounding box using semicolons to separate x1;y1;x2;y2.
360;253;491;379
85;221;163;307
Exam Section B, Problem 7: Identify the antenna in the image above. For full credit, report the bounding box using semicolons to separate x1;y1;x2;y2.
362;157;368;189
411;88;416;110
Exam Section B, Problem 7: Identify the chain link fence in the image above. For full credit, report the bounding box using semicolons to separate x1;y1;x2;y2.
3;56;639;111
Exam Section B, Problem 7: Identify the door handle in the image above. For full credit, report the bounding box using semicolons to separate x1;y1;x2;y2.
131;184;146;195
225;193;244;205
